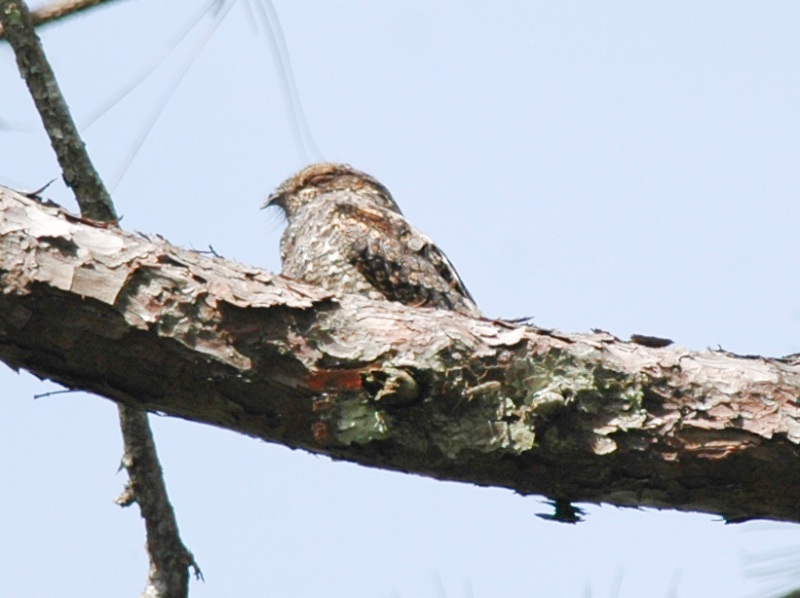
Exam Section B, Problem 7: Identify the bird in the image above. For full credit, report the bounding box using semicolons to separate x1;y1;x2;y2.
264;163;482;318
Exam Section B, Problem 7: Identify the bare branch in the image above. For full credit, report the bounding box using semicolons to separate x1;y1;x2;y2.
0;0;128;39
3;186;800;524
117;405;203;595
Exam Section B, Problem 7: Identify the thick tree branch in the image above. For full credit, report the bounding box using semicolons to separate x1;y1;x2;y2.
2;186;800;523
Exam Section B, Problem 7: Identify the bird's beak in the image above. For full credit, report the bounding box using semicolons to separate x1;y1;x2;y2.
261;191;282;210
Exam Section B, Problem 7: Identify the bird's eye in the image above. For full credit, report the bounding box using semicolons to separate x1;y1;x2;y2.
306;173;335;188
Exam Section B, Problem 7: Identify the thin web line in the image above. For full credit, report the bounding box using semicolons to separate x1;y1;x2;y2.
251;0;323;162
80;0;220;129
109;0;236;191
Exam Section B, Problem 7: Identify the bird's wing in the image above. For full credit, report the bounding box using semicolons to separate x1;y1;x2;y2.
337;203;481;317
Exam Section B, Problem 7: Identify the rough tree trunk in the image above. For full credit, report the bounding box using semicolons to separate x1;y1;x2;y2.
2;185;800;523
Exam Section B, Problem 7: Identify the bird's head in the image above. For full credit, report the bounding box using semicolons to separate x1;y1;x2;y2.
264;162;402;218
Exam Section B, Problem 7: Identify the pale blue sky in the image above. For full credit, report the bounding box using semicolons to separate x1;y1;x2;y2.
2;2;800;596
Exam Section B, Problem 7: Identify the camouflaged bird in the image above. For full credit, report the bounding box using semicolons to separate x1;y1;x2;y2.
265;163;482;318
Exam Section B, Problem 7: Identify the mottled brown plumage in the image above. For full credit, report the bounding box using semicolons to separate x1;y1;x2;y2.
265;163;482;318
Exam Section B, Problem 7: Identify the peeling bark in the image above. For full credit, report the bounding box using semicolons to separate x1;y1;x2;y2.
2;186;800;523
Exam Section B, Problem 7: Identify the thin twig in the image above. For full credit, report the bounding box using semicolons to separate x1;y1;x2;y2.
117;405;203;592
0;0;128;38
33;388;76;399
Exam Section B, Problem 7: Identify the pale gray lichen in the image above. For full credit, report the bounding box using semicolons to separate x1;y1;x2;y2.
335;396;390;444
499;350;649;455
